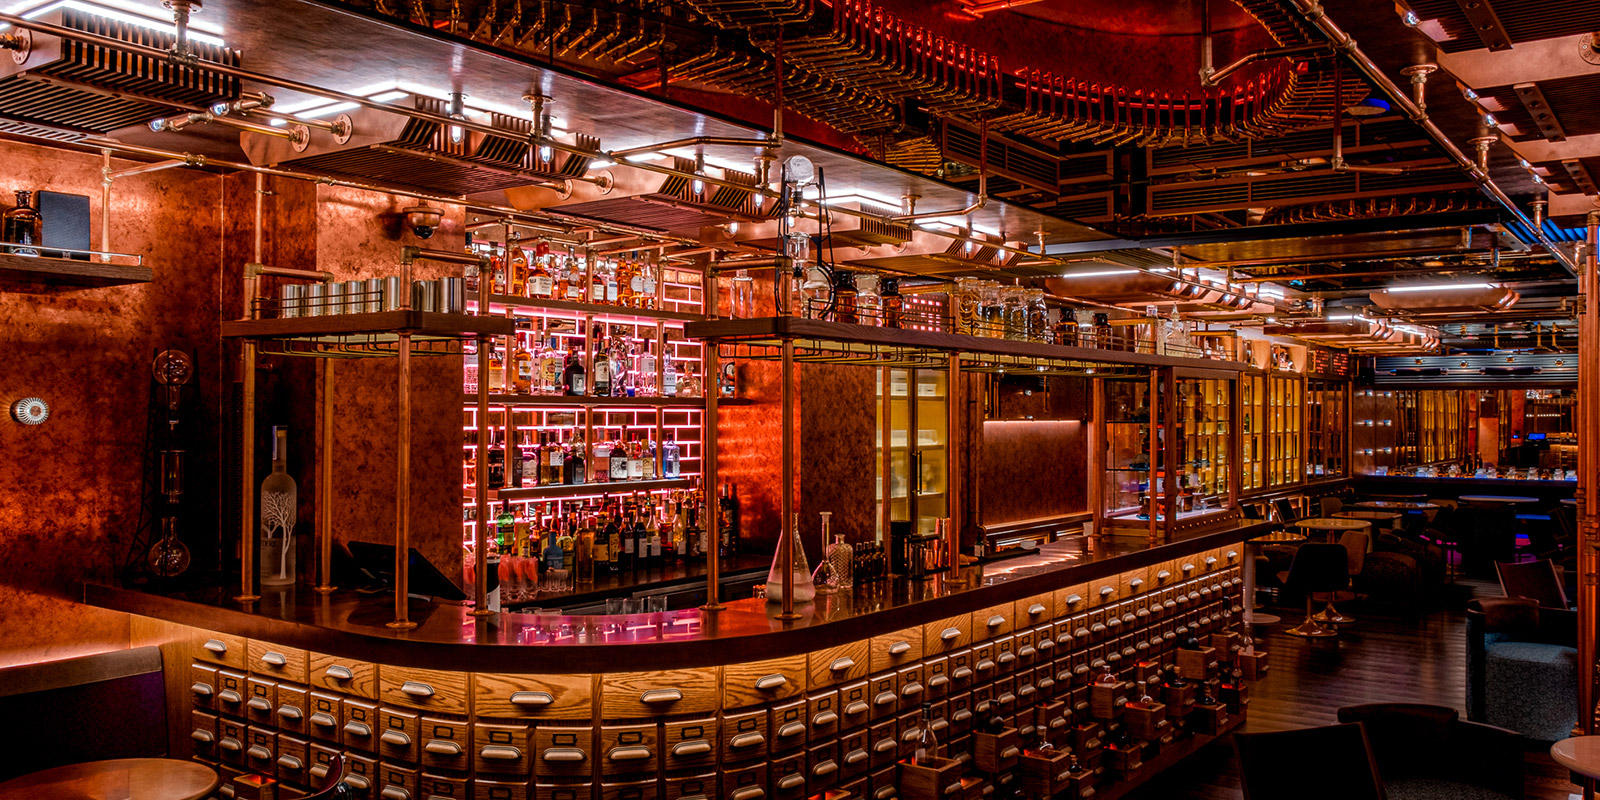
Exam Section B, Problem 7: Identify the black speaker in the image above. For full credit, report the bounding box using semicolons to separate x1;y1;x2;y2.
37;190;91;260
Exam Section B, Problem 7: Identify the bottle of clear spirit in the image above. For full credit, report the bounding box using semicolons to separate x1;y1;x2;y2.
259;426;297;586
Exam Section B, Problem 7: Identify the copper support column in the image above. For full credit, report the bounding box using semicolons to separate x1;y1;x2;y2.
1579;211;1598;741
314;359;337;593
236;340;260;602
389;332;417;629
946;353;961;579
1148;370;1160;544
776;337;800;620
702;263;723;611
469;334;494;616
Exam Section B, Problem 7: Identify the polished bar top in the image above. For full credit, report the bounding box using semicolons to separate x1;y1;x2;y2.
85;521;1269;672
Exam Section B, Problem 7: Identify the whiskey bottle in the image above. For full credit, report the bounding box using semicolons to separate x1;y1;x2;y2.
562;345;587;396
593;329;612;397
2;190;42;257
520;432;539;488
593;437;612;483
603;508;622;573
489;248;507;295
626;435;645;481
543;431;565;486
565;431;586;485
538;336;562;395
590;258;609;306
487;429;505;489
511;332;535;395
641;437;656;480
508;234;530;297
609;429;630;481
528;239;555;299
565;249;585;301
575;515;595;584
487;346;506;393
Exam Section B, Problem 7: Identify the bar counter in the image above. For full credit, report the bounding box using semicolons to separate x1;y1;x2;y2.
90;519;1271;800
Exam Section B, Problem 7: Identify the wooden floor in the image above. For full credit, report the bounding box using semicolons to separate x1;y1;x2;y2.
1126;586;1583;800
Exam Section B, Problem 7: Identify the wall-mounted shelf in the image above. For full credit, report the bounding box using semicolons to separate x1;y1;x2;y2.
474;393;706;409
224;311;514;357
480;477;695;502
480;294;705;324
0;252;152;288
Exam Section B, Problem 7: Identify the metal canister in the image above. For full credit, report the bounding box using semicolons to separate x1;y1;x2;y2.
325;281;346;316
439;277;465;313
341;280;363;316
305;283;327;317
280;284;304;319
412;279;438;312
382;276;406;311
362;278;384;313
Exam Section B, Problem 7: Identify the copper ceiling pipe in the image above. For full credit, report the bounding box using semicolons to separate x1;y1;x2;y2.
1579;210;1598;737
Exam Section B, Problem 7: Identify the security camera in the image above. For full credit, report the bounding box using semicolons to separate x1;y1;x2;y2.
403;205;445;240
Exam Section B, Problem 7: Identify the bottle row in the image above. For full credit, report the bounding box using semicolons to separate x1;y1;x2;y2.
464;426;684;490
467;326;704;398
467;237;666;310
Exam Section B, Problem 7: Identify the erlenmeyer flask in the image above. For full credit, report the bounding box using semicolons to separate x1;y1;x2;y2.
767;514;816;603
812;512;840;594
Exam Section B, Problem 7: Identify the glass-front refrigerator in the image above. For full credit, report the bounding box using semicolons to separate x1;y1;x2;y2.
877;368;949;538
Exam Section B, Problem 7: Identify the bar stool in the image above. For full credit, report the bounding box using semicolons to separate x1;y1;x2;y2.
1277;543;1350;638
1313;530;1368;625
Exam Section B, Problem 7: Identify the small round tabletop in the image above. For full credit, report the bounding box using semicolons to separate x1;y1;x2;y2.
1551;736;1600;781
1459;495;1540;505
0;759;218;800
1292;517;1373;532
1335;510;1403;523
1250;531;1308;544
1351;500;1439;511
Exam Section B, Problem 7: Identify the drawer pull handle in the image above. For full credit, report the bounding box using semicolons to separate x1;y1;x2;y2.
930;718;949;732
277;705;302;721
729;732;766;749
778;775;806;791
191;730;215;744
400;681;435;698
345;776;370;791
873;738;896;753
380;730;411;747
1028;603;1047;616
640;688;682;705
247;745;271;760
344;722;371;737
730;788;765;800
541;747;587;762
1056;632;1072;645
951;667;973;680
812;711;839;726
191;682;213;697
1157;570;1171;581
219;737;242;752
247;698;271;712
987;615;1006;628
777;722;807;739
998;653;1016;665
1075;628;1091;639
260;651;287;667
812;760;838;777
1019;646;1037;658
1130;578;1145;590
927;675;949;688
218;690;242;704
1038;678;1055;690
671;740;712;757
276;755;303;771
608;745;652;762
1019;684;1036;696
1049;717;1067;729
901;728;921;742
875;787;897;800
381;788;411;800
203;639;229;655
844;701;869;716
1000;746;1020;759
1099;586;1115;598
310;712;337;728
1065;594;1082;607
829;657;856;673
889;641;912;655
309;765;329;781
944;784;962;796
901;682;924;698
940;627;962;641
873;691;897;707
481;745;523;761
510;691;554;706
325;665;354;682
952;710;972;722
997;692;1017;705
755;674;788;691
424;740;464;756
845;749;869;765
976;659;995;672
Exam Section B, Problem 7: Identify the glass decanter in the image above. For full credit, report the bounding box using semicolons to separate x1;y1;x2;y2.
767;514;816;604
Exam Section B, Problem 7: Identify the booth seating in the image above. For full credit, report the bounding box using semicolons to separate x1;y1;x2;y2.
0;646;169;782
1466;597;1578;743
1336;703;1524;800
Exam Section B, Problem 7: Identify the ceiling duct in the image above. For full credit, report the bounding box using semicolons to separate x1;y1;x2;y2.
0;7;239;139
841;230;1020;277
1041;266;1211;307
238;94;587;196
504;157;773;238
1369;285;1520;314
1263;319;1439;353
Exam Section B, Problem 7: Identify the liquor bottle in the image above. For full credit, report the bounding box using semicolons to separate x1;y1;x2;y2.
543;431;565;486
609;336;629;397
593;329;612;397
834;271;859;324
881;277;902;329
529;239;555;299
603;508;622;573
641;437;656;480
617;254;638;307
590;258;609;306
636;339;658;397
565;248;585;301
521;433;539;487
620;504;636;571
718;482;740;557
661;355;678;398
511;332;535;395
646;509;662;566
538;336;562;395
489;248;507;295
592;437;611;483
719;361;738;398
1055;307;1079;346
495;503;514;555
554;249;571;300
626;436;645;481
913;702;939;765
3;190;42;257
673;498;688;562
637;257;658;310
259;426;297;586
565;430;586;485
508;234;529;297
562;345;586;396
610;430;630;481
676;359;701;398
662;433;681;478
731;268;756;318
542;526;565;575
591;511;611;572
632;501;649;567
575;515;595;584
487;429;505;489
487;346;506;393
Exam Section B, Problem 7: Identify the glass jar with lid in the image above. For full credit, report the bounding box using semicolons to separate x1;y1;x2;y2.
1002;286;1028;341
979;281;1005;338
953;277;981;334
1024;288;1049;342
856;273;883;326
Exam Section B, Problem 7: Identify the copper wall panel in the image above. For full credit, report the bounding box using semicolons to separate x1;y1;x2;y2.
977;421;1089;528
800;364;875;561
0;139;225;666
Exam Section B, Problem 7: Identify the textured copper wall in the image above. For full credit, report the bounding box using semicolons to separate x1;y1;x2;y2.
0;139;224;667
800;364;876;561
977;420;1089;528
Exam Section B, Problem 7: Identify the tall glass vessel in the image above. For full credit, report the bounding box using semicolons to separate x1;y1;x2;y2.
259;426;297;586
767;514;816;603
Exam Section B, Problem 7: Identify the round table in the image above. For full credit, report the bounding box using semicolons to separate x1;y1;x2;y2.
1458;495;1540;506
1292;517;1373;541
1551;736;1600;783
1351;500;1439;512
0;759;218;800
1335;510;1402;525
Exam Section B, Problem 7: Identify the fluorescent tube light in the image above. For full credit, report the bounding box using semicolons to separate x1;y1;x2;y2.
1384;282;1493;293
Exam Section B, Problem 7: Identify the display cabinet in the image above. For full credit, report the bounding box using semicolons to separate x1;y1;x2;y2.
1265;374;1303;489
1240;375;1265;493
1305;380;1349;479
877;368;949;538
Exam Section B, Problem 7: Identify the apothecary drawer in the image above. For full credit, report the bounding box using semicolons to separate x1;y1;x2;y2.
309;652;377;699
192;632;246;670
725;655;805;709
247;640;307;684
600;668;717;718
380;666;469;714
475;673;592;720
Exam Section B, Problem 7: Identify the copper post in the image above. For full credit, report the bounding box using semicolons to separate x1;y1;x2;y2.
880;369;893;543
314;358;336;593
946;352;961;579
1578;210;1598;740
99;149;111;262
702;263;723;611
389;331;418;629
776;337;800;620
1091;376;1105;538
236;339;260;602
1148;369;1160;544
469;333;494;616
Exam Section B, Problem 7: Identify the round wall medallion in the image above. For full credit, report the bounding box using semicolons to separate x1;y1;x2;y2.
10;397;49;425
